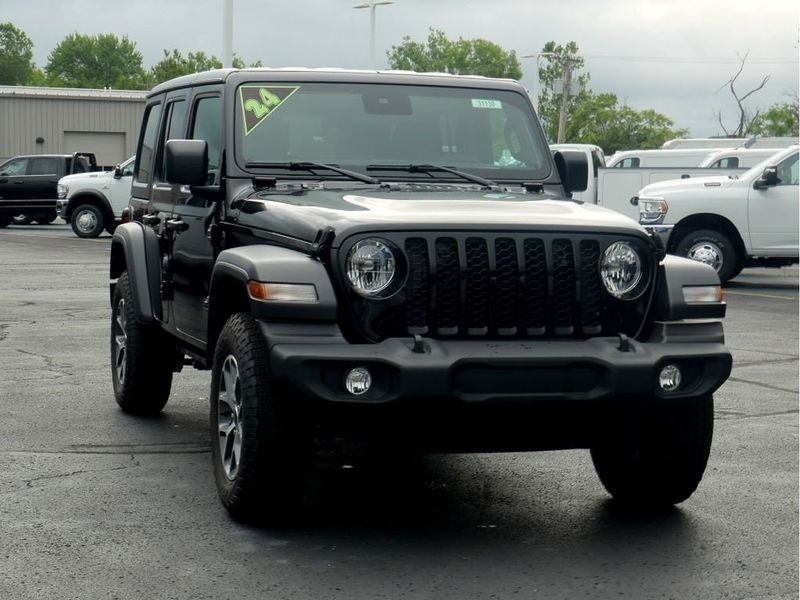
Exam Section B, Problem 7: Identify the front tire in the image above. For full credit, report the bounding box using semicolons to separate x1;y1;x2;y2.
674;229;738;283
33;211;57;225
210;313;310;523
111;271;174;414
591;395;714;507
71;204;105;238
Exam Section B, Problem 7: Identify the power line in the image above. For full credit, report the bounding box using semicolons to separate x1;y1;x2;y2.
580;54;798;64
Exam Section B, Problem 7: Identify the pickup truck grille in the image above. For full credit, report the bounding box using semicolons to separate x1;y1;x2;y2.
338;232;653;341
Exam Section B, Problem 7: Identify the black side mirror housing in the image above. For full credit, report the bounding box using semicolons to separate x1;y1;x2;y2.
552;150;589;196
754;166;779;190
164;139;209;186
113;165;123;179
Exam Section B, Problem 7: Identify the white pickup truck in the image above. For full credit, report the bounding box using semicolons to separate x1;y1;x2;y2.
56;156;134;238
638;145;799;282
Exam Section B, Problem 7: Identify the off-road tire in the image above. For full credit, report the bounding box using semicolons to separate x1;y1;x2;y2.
210;312;310;523
591;395;714;507
110;271;173;414
71;204;105;238
674;229;738;283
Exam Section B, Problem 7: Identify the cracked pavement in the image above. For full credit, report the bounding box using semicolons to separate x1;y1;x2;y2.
0;224;797;600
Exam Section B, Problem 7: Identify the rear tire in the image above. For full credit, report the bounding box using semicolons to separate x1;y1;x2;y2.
210;313;310;523
12;214;33;225
110;271;174;414
0;216;10;228
71;204;105;238
674;229;738;283
591;395;714;507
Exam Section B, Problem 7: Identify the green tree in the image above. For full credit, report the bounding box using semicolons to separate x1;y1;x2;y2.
566;92;688;154
45;33;147;89
387;28;522;79
749;97;799;137
0;22;35;85
150;49;263;85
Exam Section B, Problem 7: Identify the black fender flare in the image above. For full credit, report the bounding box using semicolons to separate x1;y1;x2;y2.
207;245;338;350
110;222;163;323
654;254;726;321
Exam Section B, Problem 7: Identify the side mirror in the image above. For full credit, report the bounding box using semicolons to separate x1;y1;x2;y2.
552;150;588;196
754;166;779;190
113;165;123;179
164;139;209;186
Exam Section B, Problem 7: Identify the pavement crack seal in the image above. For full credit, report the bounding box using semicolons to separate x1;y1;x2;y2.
733;357;799;368
15;348;74;377
716;408;799;421
23;465;129;488
726;376;799;395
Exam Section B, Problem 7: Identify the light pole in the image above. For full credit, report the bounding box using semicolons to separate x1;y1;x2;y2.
353;0;395;67
522;52;556;114
222;0;233;68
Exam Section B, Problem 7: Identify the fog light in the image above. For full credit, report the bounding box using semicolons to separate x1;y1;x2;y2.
344;367;372;395
659;364;682;391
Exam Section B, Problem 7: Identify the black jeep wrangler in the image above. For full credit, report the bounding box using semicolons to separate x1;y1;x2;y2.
110;68;731;521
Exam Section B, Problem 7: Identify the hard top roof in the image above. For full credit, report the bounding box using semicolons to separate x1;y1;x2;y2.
148;67;524;97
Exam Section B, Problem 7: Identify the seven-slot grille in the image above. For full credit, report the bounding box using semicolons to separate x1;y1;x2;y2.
397;233;620;338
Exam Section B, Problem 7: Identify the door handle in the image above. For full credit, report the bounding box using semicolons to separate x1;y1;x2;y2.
165;219;189;233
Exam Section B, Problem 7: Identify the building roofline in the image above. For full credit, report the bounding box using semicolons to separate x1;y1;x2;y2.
0;85;148;101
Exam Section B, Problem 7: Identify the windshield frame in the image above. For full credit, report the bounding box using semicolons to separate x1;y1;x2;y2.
231;77;553;185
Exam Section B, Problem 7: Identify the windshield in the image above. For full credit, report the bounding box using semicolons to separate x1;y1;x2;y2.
235;82;550;182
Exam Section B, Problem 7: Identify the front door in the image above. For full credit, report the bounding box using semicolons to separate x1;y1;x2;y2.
748;151;799;254
171;91;223;344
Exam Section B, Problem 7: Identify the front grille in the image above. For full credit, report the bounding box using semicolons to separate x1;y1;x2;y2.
339;232;652;341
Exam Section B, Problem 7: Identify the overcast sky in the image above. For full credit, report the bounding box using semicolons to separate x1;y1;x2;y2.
4;0;799;137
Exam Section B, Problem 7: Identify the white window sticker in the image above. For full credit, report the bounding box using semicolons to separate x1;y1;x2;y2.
471;98;502;109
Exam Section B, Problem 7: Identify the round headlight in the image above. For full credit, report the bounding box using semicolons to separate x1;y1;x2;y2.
600;241;643;299
346;238;396;297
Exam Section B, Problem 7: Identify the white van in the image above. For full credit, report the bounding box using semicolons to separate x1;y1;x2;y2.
606;148;717;168
662;137;798;150
697;148;784;169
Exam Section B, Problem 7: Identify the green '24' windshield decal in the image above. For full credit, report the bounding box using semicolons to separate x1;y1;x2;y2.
239;85;300;135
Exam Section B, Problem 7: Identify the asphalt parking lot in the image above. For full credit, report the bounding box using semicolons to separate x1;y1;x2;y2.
0;223;797;600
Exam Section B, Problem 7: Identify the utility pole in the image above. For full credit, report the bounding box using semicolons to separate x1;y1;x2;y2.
353;1;395;67
556;59;573;143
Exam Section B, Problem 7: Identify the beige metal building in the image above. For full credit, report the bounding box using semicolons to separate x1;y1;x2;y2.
0;86;147;168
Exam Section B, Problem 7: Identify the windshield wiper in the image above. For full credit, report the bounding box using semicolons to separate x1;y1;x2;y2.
366;163;499;189
245;161;381;185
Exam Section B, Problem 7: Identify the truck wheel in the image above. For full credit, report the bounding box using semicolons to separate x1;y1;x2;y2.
210;312;310;523
591;394;713;507
110;271;173;414
0;216;10;228
71;204;105;238
12;214;33;225
674;229;738;283
33;212;57;225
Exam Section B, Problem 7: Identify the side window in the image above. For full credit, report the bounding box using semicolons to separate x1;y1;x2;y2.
776;153;799;186
191;96;223;185
614;157;640;168
121;160;135;177
29;157;60;175
711;157;738;169
0;158;29;176
136;102;163;184
591;150;604;176
158;99;188;180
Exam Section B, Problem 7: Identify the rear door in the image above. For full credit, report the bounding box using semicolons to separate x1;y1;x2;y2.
25;156;62;200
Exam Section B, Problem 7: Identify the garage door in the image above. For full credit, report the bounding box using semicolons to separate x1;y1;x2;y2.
63;131;126;168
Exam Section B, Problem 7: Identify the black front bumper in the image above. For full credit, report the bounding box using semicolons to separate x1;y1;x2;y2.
267;321;731;406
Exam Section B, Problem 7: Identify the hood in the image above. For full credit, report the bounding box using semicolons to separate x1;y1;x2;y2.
59;170;112;184
233;186;647;246
640;174;739;196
